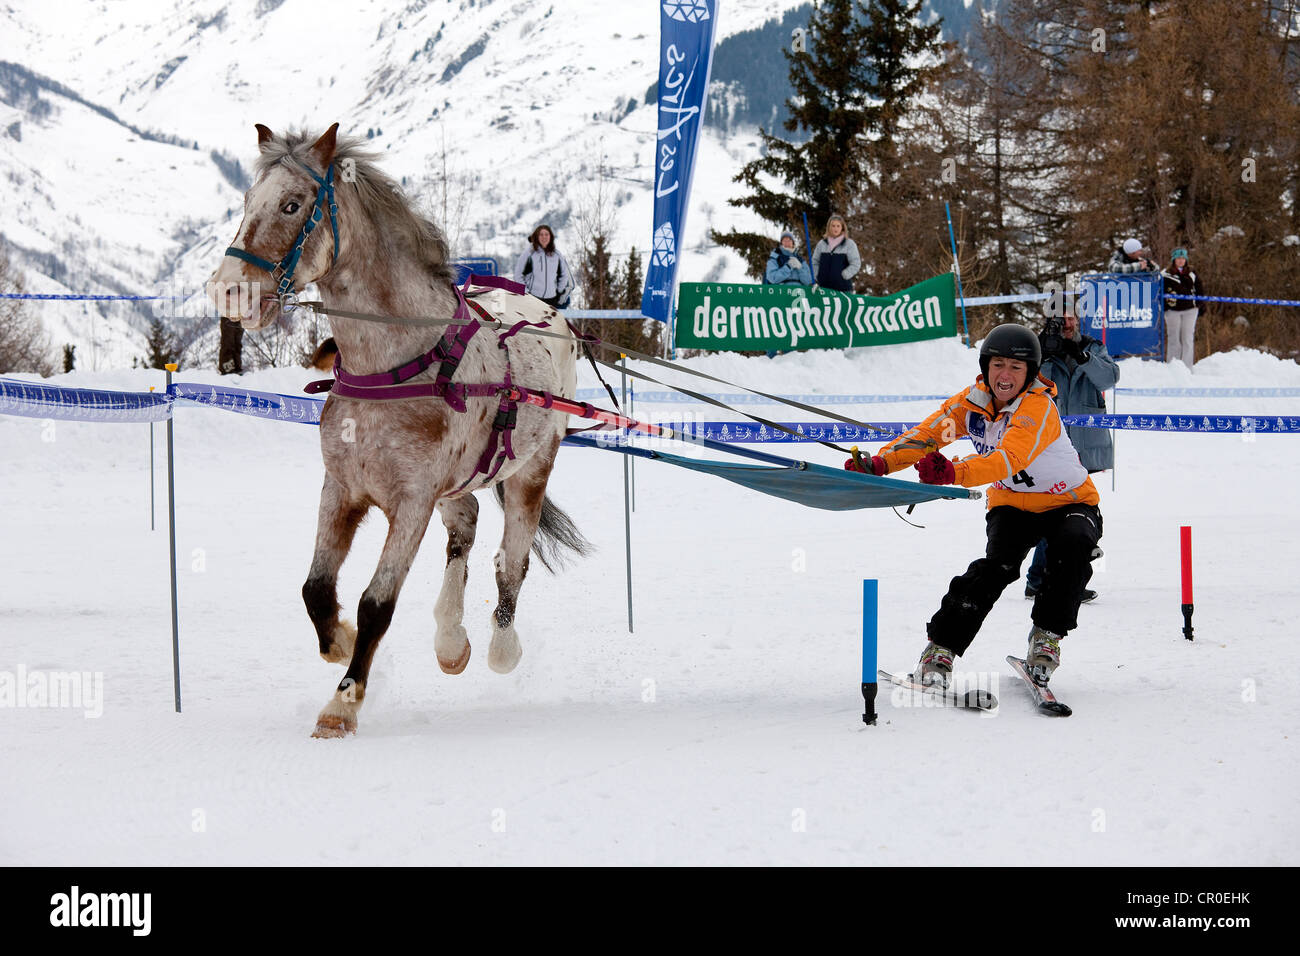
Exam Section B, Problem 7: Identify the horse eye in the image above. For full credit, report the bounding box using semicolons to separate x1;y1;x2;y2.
281;201;301;215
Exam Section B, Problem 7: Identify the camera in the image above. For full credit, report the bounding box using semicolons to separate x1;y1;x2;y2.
1041;316;1065;357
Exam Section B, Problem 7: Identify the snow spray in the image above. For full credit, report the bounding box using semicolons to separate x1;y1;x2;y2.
862;579;878;725
1180;526;1194;641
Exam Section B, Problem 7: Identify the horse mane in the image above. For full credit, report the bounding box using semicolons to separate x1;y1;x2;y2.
256;129;455;285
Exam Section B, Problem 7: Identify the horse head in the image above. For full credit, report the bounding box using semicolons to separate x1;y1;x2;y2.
208;123;341;329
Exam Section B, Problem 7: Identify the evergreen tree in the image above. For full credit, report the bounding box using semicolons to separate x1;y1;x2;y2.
578;234;619;310
712;0;947;284
619;247;644;310
63;343;76;372
143;317;180;370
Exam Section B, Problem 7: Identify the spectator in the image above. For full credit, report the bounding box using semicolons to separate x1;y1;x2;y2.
1161;247;1203;369
513;224;575;308
845;324;1102;688
1024;305;1119;602
810;215;861;292
764;231;812;286
1107;237;1159;274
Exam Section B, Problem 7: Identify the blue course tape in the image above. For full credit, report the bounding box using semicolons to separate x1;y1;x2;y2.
4;378;1297;436
0;293;183;301
172;383;323;425
574;388;949;404
1166;294;1300;307
0;376;172;423
617;416;1300;442
1115;387;1300;398
582;387;1300;404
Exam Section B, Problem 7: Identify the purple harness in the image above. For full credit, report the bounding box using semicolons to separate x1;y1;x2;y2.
305;275;555;488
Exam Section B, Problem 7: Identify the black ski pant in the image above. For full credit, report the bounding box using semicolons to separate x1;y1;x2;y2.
927;503;1102;656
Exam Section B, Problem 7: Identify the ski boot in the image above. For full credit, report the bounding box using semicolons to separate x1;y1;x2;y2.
914;641;955;689
1026;626;1063;684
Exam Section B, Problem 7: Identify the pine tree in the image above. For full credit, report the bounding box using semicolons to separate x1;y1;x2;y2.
144;317;180;370
62;343;76;372
578;234;619;310
619;247;644;310
712;0;947;284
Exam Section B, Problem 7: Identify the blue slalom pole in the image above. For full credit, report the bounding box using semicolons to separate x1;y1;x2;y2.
945;202;971;347
862;579;878;726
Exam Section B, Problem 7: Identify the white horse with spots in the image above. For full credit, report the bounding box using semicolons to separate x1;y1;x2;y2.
208;124;587;737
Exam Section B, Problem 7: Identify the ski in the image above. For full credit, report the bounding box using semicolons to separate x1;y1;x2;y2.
877;669;998;712
1006;656;1072;717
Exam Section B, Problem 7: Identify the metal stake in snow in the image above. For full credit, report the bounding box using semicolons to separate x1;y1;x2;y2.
149;386;156;531
621;355;633;634
862;579;878;726
165;363;183;712
1180;525;1194;641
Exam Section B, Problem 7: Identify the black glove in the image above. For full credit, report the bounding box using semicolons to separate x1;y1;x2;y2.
1063;337;1088;363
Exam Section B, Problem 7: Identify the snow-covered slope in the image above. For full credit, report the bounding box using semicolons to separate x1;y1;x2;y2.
1;343;1298;864
1;0;804;367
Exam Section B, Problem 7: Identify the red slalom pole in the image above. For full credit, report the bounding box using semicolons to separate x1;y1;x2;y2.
1180;526;1194;641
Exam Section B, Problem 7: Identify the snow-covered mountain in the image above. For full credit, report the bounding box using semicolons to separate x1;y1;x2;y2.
1;0;808;369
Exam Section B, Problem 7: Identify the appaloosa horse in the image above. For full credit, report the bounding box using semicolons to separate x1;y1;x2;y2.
208;124;587;737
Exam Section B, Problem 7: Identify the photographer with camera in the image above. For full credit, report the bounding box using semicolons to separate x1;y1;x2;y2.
1024;305;1119;602
1107;237;1159;274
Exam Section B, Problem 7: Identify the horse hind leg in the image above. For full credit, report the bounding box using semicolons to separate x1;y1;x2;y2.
486;460;556;675
313;494;437;738
433;494;478;674
302;475;367;664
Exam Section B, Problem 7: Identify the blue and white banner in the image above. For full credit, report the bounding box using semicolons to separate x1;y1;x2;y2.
600;415;1300;444
1078;273;1165;359
0;377;173;423
172;383;323;425
640;0;719;324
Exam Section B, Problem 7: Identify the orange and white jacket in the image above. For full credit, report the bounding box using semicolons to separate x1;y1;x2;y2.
878;376;1099;513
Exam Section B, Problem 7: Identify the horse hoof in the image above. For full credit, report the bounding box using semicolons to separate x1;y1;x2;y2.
438;642;471;675
488;638;522;675
320;644;348;664
311;714;356;738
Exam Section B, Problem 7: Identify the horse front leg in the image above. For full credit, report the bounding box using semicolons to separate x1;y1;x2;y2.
434;494;479;674
302;474;367;664
312;495;436;738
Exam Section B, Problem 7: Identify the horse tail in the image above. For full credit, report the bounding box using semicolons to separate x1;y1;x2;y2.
493;485;591;572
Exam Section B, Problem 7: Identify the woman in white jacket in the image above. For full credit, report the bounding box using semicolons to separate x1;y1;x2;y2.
513;224;575;308
810;215;861;292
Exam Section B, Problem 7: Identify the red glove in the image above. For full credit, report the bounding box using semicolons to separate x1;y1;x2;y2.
916;451;956;485
844;454;887;476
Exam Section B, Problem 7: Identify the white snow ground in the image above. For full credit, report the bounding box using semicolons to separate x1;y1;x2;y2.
1;339;1297;865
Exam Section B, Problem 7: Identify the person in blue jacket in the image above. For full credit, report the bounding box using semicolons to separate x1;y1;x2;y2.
764;231;812;285
1025;305;1119;601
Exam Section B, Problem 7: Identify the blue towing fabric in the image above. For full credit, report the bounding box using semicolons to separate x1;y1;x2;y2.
563;434;971;512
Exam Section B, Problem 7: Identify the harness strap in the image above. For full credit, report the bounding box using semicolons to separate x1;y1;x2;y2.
225;161;339;298
463;273;526;297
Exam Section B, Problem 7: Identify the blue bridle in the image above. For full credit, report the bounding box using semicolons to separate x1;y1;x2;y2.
225;160;340;297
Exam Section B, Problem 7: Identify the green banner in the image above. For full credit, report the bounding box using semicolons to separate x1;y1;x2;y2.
675;273;956;352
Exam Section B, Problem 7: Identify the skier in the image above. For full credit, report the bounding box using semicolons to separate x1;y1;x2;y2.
845;324;1103;686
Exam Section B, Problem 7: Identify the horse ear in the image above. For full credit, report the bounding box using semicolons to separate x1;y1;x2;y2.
255;124;275;148
309;123;340;170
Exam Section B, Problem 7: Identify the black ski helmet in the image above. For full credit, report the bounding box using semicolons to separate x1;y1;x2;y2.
979;323;1041;395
